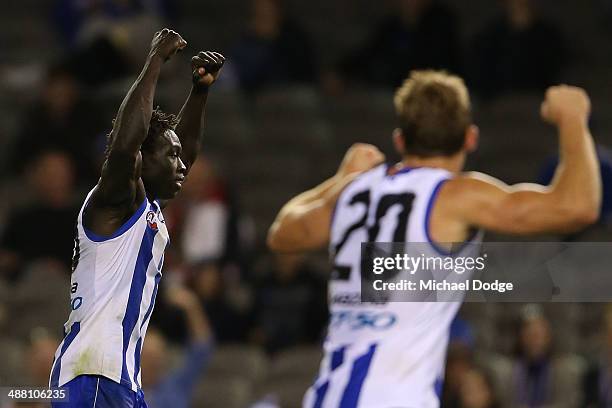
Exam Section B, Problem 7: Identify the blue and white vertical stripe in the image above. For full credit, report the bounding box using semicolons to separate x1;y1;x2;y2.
304;343;377;408
50;192;169;392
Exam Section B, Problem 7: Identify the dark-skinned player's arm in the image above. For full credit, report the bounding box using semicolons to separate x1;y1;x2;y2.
96;29;186;209
267;144;385;252
441;86;601;236
175;51;225;174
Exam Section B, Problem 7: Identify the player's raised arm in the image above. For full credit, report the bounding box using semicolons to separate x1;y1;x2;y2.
174;51;225;173
97;29;186;206
267;144;385;252
440;86;601;235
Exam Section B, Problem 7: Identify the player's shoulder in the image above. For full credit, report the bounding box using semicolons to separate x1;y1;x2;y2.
345;163;388;188
438;171;507;205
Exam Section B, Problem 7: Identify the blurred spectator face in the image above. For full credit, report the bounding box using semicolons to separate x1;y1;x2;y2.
28;151;75;206
27;336;59;386
459;368;495;408
519;316;551;360
194;263;222;300
140;328;167;387
503;0;535;28
252;0;282;38
43;72;79;118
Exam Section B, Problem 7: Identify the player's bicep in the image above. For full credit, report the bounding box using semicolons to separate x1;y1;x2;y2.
451;174;583;235
97;149;140;206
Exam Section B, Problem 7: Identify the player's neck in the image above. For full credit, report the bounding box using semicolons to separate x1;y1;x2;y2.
401;153;464;174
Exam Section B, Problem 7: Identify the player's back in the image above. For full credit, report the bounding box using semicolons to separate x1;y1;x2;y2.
49;187;169;392
303;164;482;408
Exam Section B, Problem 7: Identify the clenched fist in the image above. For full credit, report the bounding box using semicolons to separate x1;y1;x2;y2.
149;28;187;62
192;51;226;90
541;85;591;126
337;143;385;178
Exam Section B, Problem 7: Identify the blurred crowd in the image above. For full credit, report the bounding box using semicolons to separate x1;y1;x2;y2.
1;0;612;407
19;0;571;96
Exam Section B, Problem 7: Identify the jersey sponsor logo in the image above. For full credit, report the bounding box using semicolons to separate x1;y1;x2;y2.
146;211;158;230
330;292;388;305
330;310;397;331
331;292;363;305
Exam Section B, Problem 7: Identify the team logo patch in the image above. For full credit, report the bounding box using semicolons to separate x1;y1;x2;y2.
146;211;158;230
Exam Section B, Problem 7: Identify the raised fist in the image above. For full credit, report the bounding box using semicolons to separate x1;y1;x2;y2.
150;28;187;62
191;51;226;89
337;143;385;178
541;85;591;126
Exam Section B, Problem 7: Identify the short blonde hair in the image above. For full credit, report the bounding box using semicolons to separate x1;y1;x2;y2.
394;70;471;157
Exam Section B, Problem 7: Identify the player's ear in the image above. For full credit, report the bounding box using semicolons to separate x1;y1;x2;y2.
392;128;406;156
464;125;479;153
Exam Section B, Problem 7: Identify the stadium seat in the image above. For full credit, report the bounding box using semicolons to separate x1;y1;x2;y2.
205;345;268;387
0;338;26;385
251;347;322;408
192;376;254;408
6;263;70;341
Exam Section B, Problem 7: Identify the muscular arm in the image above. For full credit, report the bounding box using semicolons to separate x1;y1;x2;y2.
175;87;208;173
85;29;186;235
97;56;163;206
268;144;385;252
175;52;225;173
438;87;600;237
95;29;186;208
267;174;359;252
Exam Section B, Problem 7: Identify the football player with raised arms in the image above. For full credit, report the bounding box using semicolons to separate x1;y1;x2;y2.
49;29;224;407
268;71;601;408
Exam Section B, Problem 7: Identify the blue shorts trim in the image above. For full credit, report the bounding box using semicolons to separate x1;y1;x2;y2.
52;375;147;408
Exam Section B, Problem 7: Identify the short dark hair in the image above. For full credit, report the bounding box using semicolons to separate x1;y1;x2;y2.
105;107;178;158
394;70;471;158
141;108;179;153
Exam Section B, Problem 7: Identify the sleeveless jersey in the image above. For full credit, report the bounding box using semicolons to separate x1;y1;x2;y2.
49;187;169;392
303;165;482;408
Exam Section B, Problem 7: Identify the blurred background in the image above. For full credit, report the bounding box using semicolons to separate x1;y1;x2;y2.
1;0;612;407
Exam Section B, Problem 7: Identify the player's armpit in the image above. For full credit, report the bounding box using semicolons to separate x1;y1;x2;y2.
443;172;599;235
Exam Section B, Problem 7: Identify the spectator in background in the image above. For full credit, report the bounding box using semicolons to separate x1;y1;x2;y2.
164;156;242;268
0;151;78;282
52;0;166;85
11;65;103;183
443;318;477;407
582;306;612;408
470;0;566;99
7;329;62;408
510;305;585;407
190;262;251;343
229;0;317;93
25;329;61;387
328;0;461;91
53;0;176;47
141;285;213;408
250;253;327;354
161;157;252;344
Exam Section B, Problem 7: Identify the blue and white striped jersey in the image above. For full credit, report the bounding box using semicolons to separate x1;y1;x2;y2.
304;165;482;408
50;187;169;392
